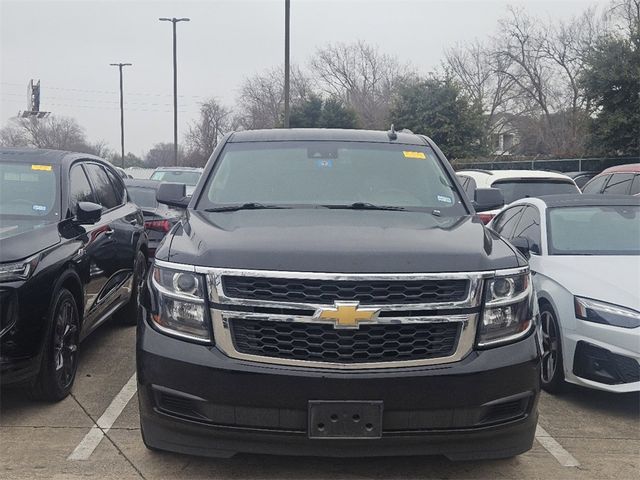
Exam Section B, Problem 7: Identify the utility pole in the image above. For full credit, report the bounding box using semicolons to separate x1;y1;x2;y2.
283;0;291;128
109;63;132;167
159;17;190;166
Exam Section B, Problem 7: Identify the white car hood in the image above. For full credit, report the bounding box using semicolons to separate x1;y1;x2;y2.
533;256;640;310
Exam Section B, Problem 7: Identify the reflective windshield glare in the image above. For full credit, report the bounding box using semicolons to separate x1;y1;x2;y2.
198;141;465;214
548;205;640;255
0;162;58;218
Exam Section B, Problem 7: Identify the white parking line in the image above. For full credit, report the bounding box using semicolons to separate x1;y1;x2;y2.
68;373;138;461
535;424;580;467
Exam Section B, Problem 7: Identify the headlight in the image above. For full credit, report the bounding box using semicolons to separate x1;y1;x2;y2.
0;255;39;282
477;270;534;347
150;265;212;343
575;297;640;329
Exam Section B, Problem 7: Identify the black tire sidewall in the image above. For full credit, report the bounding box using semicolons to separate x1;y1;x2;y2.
540;304;565;392
34;288;80;401
115;250;146;325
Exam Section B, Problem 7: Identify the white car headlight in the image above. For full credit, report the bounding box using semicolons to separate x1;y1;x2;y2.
575;297;640;329
150;265;212;343
477;270;534;347
0;255;39;283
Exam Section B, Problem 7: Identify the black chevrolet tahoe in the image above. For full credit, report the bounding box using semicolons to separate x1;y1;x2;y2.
137;128;541;460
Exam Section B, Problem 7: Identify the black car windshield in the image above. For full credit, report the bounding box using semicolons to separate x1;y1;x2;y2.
548;205;640;255
0;161;60;219
493;179;579;204
127;186;158;208
151;170;201;186
197;141;466;215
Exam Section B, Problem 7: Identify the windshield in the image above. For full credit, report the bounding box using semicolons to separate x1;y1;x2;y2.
493;179;579;204
150;170;201;186
0;161;60;219
196;141;466;214
548;205;640;255
127;186;158;208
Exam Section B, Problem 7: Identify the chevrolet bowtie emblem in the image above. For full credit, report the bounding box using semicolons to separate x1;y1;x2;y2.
317;302;380;329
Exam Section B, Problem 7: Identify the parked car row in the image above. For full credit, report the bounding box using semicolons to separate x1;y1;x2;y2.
1;135;637;462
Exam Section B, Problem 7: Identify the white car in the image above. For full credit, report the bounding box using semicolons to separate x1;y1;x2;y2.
457;169;580;223
150;167;204;196
489;194;640;393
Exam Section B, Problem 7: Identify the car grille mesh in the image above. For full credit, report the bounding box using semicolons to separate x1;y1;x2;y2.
230;318;460;363
222;276;468;305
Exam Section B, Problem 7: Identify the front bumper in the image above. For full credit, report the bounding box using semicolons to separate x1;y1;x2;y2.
137;310;541;460
563;318;640;393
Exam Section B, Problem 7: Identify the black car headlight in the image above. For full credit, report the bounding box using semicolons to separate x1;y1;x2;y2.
149;265;212;343
477;270;534;347
575;297;640;329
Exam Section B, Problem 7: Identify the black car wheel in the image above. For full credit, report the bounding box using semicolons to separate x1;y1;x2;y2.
115;250;146;326
29;288;80;401
540;304;565;393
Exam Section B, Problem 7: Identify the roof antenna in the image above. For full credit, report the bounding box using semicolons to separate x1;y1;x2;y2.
387;124;397;140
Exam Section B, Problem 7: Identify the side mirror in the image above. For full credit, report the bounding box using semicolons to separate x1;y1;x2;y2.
511;236;532;258
473;188;504;212
156;182;189;209
76;201;102;224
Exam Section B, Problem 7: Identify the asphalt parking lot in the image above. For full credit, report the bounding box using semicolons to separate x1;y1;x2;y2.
1;321;638;480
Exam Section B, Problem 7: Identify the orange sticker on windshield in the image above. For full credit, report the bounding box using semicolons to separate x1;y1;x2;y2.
403;151;426;159
31;164;52;171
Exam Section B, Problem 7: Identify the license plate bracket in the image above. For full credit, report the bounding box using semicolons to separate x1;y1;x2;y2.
308;401;383;439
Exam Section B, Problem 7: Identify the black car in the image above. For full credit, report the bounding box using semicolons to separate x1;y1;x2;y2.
565;171;599;190
138;129;540;460
0;148;148;401
124;179;181;259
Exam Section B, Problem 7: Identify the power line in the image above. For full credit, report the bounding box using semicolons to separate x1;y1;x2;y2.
0;96;195;114
0;81;208;99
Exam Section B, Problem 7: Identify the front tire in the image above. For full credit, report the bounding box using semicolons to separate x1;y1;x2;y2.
115;250;146;326
29;288;80;401
540;304;565;393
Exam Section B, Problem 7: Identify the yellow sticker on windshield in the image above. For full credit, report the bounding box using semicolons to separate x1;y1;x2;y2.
31;164;52;171
403;151;426;159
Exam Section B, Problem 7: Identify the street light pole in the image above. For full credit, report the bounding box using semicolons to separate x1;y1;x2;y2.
159;17;190;166
283;0;291;128
109;62;132;168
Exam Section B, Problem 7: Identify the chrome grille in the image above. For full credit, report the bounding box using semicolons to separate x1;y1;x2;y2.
222;276;468;305
231;318;460;363
152;260;530;369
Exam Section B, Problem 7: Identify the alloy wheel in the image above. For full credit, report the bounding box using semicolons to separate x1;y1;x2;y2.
53;298;78;389
540;310;559;384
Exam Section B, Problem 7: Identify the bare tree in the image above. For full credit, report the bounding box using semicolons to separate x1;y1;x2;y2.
185;98;233;166
0;115;101;153
490;6;603;156
310;41;414;129
236;65;312;130
145;142;185;168
0;119;29;147
445;40;517;151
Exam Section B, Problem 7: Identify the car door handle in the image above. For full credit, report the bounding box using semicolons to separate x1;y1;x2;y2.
104;228;114;237
127;219;138;225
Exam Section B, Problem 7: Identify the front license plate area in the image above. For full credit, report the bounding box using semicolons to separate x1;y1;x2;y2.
308;401;383;439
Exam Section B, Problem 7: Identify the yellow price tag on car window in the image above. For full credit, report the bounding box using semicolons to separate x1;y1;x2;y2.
31;164;52;171
403;151;426;159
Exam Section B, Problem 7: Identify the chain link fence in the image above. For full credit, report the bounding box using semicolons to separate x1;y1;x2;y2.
451;157;639;172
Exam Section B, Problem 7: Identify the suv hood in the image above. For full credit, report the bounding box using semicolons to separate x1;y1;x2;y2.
0;219;61;262
160;209;522;273
534;256;640;310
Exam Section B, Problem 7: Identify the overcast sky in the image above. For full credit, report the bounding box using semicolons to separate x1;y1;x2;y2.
0;0;606;156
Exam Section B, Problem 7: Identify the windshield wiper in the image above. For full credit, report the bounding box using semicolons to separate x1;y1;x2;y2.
322;202;407;211
203;202;287;212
